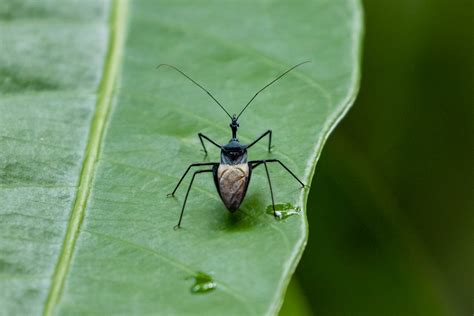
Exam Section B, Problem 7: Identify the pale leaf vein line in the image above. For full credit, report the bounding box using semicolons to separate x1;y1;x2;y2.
42;1;128;315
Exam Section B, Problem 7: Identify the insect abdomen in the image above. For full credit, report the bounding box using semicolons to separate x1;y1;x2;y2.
216;163;250;212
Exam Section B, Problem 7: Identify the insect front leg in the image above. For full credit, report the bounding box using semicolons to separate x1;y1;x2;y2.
175;169;213;229
198;133;221;156
168;162;218;197
246;130;272;152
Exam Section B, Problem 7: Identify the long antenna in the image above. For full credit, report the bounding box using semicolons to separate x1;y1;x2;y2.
237;61;310;119
156;64;233;119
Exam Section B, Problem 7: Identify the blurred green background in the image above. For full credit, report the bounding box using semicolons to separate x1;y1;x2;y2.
294;0;473;315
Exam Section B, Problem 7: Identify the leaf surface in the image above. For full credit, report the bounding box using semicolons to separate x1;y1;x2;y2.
0;0;362;315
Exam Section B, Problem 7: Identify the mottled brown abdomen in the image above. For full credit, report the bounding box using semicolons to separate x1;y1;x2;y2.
216;163;250;212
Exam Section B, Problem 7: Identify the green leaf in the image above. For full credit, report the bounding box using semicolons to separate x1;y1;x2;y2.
0;0;362;315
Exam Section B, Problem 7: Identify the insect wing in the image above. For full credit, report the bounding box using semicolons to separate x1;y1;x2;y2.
214;163;251;212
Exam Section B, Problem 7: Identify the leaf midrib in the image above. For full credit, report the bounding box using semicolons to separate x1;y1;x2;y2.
42;1;129;315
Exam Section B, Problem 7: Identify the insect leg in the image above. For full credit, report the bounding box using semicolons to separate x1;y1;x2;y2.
250;161;264;169
261;161;277;217
175;169;213;229
168;162;218;197
198;133;221;155
250;159;306;188
246;130;272;152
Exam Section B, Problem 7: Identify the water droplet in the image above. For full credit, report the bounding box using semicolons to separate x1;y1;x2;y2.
266;203;301;220
190;272;216;294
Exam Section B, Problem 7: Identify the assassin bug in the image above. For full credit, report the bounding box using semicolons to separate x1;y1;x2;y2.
158;62;309;229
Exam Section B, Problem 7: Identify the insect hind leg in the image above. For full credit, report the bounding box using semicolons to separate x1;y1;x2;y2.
174;169;213;230
168;162;218;197
260;161;279;217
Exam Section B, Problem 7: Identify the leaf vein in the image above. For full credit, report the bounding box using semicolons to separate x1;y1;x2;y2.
42;1;129;315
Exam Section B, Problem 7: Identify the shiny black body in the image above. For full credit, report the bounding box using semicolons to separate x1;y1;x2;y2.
159;62;309;229
213;139;250;212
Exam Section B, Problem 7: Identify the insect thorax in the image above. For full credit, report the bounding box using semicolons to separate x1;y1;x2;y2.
220;141;248;165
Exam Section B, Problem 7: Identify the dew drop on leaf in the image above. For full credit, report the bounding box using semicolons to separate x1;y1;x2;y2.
190;272;217;294
266;203;301;220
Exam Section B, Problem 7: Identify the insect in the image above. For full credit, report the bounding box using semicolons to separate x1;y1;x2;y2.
158;62;309;229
